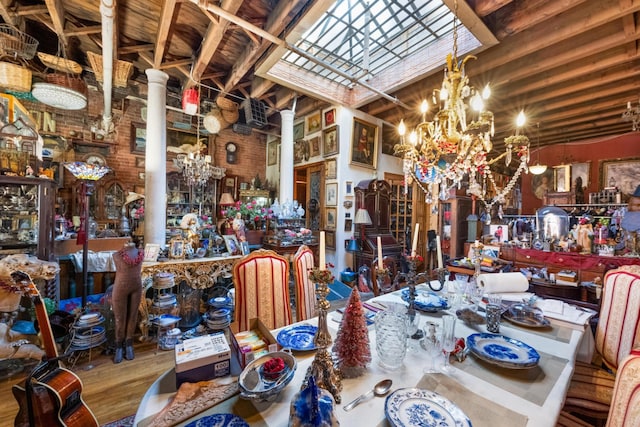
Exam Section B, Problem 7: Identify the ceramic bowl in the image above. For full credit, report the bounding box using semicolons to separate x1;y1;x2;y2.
238;351;297;402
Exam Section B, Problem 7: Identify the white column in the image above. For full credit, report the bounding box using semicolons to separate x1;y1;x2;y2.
144;69;169;248
279;110;294;204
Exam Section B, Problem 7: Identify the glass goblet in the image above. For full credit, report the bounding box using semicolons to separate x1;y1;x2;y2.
440;314;456;374
421;323;442;374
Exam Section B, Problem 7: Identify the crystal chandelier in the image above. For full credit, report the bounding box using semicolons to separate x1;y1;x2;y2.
395;0;530;217
622;99;640;131
175;151;225;186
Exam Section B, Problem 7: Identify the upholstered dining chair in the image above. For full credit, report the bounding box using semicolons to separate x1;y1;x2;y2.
293;245;317;321
232;249;293;331
562;265;640;422
557;349;640;427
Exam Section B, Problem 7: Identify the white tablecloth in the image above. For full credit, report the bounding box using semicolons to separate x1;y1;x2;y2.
135;286;590;427
70;250;117;272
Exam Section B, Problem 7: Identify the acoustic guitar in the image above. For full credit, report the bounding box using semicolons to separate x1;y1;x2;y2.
10;271;99;427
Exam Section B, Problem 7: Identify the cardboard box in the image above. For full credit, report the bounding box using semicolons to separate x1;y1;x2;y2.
175;332;231;386
230;318;279;368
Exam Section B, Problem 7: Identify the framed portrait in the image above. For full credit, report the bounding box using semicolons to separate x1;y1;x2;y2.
344;219;353;232
223;235;242;255
325;158;337;179
267;139;279;166
571;162;590;188
322;125;339;157
294;140;309;164
531;168;554;200
130;122;146;154
324;108;336;127
135;157;145;168
554;165;570;192
351;118;378;169
325;231;336;250
144;243;161;262
345;180;353;196
326;182;338;206
293;121;304;140
169;237;185;259
306;111;322;134
601;158;640;197
489;225;507;243
325;207;337;230
309;136;321;157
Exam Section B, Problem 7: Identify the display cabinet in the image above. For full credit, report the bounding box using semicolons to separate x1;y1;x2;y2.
438;195;472;262
0;176;56;260
166;172;215;230
387;176;428;258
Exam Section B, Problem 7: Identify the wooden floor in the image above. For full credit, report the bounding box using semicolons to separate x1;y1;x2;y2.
0;340;174;425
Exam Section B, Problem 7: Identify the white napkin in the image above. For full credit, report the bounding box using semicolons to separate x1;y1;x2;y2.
494;292;535;302
478;272;529;294
535;299;595;325
536;299;564;314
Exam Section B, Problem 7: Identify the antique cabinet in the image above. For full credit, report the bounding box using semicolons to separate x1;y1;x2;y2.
0;176;56;260
166;172;215;230
438;195;472;262
387;175;428;259
239;189;270;207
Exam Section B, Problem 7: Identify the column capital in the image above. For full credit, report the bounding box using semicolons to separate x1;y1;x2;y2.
145;69;169;85
280;109;294;121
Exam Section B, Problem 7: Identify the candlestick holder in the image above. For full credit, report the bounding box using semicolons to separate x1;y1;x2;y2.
304;268;342;403
471;241;484;280
375;267;391;294
393;256;429;340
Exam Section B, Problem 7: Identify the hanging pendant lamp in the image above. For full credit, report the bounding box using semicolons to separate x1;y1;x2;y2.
182;87;199;115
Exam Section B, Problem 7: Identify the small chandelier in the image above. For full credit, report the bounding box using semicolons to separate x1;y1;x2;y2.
395;0;530;216
175;151;225;187
622;99;640;131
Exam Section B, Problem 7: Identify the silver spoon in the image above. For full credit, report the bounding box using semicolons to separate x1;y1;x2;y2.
343;378;393;411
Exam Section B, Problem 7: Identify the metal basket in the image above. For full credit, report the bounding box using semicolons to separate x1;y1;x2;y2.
0;24;39;60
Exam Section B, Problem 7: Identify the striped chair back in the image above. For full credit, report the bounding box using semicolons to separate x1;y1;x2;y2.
294;245;317;321
606;349;640;427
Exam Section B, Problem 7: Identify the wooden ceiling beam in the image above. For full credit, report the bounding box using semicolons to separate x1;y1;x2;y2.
250;76;276;98
14;5;48;16
43;0;66;45
472;0;513;17
0;0;16;26
65;25;102;37
153;0;178;69
119;44;154;55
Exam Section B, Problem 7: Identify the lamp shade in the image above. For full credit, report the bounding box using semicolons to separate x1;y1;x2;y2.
219;192;235;206
346;238;360;252
529;164;548;175
182;87;199;115
354;208;373;225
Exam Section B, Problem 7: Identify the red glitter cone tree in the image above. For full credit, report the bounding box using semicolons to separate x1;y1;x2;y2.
332;286;371;378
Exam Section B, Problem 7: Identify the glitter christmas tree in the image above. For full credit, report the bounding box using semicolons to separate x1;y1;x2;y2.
332;287;371;378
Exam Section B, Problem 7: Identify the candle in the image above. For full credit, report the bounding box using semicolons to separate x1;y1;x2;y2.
319;231;326;270
411;223;420;257
377;236;383;270
628;102;632;109
436;235;443;269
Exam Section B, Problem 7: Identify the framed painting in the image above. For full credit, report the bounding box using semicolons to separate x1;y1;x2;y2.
294;140;309;164
144;243;161;262
324;108;336;127
130;122;146;154
489;225;507;243
554;165;570;192
323;125;339;157
169;237;185;259
309;136;321;157
571;162;590;189
325;231;336;250
325;207;337;230
267;139;279;166
345;180;353;196
326;182;338;206
351;118;378;169
325;158;337;179
135;157;145;168
344;219;353;232
306;111;322;134
293;121;304;140
223;235;242;255
223;175;238;200
532;168;554;200
601;158;640;197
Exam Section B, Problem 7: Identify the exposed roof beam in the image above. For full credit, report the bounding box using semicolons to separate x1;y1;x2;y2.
472;0;513;17
0;0;16;26
153;0;178;69
43;0;66;45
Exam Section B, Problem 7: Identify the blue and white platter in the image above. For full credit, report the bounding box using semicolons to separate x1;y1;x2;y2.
401;288;449;312
276;324;318;351
385;388;472;427
467;333;540;369
184;413;249;427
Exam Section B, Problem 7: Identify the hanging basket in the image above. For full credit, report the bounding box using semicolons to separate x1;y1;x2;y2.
216;96;238;111
45;73;88;96
0;60;32;92
87;51;133;88
221;107;239;124
0;24;38;60
37;52;83;74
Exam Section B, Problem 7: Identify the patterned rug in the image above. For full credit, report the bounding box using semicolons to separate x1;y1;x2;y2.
101;414;135;427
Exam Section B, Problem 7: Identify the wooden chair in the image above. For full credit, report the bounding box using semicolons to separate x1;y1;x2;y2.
562;265;640;422
293;245;317;321
371;255;397;295
232;249;293;331
557;349;640;427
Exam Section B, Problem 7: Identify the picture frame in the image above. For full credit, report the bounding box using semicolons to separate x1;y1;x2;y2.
325;230;336;250
306;111;322;134
294;140;309;164
350;118;378;169
325;207;337;230
344;219;353;232
130;122;146;154
322;125;339;157
489;225;507;243
41;134;68;162
223;235;242;255
240;241;250;256
601;158;640;197
293;121;304;140
324;108;336;127
223;175;238;200
532;168;554;200
267;139;279;166
309;136;321;157
169;237;185;259
144;243;161;262
345;180;353;196
135;157;145;168
554;165;570;192
326;182;338;206
325;158;337;179
571;161;590;188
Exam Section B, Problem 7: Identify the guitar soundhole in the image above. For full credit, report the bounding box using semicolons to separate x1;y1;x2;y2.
61;390;81;418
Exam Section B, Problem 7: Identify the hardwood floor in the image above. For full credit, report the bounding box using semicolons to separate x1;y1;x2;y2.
0;341;174;425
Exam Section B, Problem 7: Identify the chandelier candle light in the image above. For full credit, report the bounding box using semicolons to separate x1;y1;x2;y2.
622;99;640;131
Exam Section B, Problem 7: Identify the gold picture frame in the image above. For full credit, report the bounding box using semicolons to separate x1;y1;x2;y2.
223;235;242;255
144;243;161;262
325;207;337;230
169;237;185;259
322;125;339;157
305;111;322;134
351;118;378;169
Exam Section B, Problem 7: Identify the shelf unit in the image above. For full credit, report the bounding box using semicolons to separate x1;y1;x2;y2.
389;178;413;253
166;172;215;229
438;195;472;263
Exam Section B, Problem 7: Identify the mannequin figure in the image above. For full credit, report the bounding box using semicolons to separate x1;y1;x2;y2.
112;241;144;363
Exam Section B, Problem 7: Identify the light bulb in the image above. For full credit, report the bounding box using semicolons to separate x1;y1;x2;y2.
482;84;491;99
398;119;406;136
420;99;429;114
409;131;418;145
516;111;526;127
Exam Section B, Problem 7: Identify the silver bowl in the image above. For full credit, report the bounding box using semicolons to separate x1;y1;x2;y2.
238;351;297;402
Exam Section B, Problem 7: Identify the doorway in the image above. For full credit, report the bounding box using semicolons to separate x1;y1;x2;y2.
294;162;324;231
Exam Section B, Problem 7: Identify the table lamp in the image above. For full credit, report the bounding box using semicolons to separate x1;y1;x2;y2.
353;208;372;271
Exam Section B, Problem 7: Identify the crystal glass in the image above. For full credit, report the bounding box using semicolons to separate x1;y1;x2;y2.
421;322;442;373
467;282;483;312
440;314;456;374
374;310;408;370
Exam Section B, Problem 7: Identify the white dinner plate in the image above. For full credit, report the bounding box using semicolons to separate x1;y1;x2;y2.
467;333;540;369
385;388;471;427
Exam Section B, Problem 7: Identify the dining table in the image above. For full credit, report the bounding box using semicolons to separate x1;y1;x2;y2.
134;282;595;427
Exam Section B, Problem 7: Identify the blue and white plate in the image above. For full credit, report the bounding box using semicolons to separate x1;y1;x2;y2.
184;413;249;427
401;288;449;312
276;324;318;351
385;388;471;427
467;333;540;369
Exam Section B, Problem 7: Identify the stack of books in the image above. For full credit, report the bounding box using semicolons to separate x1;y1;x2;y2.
556;270;578;286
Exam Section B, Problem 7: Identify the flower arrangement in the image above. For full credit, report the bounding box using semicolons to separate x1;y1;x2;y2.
308;263;335;284
221;200;270;222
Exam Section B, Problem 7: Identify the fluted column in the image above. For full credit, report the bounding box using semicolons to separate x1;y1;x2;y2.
144;69;169;248
279;109;294;204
